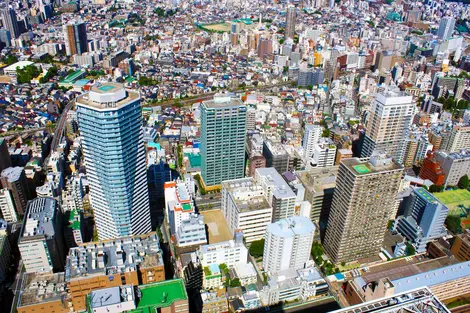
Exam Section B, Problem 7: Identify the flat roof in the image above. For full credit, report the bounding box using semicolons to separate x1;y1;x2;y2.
222;177;271;212
4;60;34;71
256;167;296;199
76;83;140;111
18;272;67;307
341;157;403;176
296;166;339;193
131;279;187;312
200;209;232;243
201;96;245;109
90;286;121;307
267;216;315;238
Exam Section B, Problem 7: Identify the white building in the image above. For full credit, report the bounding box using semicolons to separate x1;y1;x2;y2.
88;285;136;313
175;214;207;248
164;180;195;235
263;216;315;274
197;238;248;267
221;177;273;243
203;263;223;290
445;125;470;153
255;168;296;222
0;188;17;222
310;138;337;168
303;124;322;158
261;267;328;306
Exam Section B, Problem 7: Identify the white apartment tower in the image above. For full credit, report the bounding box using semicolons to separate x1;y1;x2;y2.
263;216;315;274
361;89;415;164
310;138;337;168
303;124;322;159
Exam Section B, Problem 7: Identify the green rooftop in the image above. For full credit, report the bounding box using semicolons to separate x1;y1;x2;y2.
353;164;371;174
416;187;437;203
128;279;187;313
68;209;81;230
182;203;192;211
60;70;85;84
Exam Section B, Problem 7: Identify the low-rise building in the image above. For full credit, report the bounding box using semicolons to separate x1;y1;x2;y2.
87;285;136;313
197;237;248;267
200;289;228;313
451;233;470;261
203;263;223;290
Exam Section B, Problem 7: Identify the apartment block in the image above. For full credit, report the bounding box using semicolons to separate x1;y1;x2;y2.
435;149;470;186
222;177;272;243
197;237;248;267
445;125;470;152
324;154;403;263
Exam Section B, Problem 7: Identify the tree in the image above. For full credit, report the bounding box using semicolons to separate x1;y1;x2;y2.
429;184;444;193
405;242;415;256
322;128;330;138
446;215;462;234
458;175;469;189
229;278;241;287
2;54;17;65
17;64;41;84
311;242;324;265
248;239;265;258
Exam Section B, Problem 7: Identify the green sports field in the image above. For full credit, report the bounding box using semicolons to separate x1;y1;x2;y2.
434;189;470;216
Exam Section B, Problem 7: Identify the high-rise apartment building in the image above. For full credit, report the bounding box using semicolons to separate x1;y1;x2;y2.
361;89;415;164
263;216;315;274
76;83;151;240
63;21;88;56
18;197;65;273
444;125;470;152
0;138;11;173
437;16;455;40
200;95;247;187
1;6;20;39
0;188;17;222
255;168;296;222
222;177;273;243
303;124;322;159
434;149;470;186
285;6;296;39
310;138;337;168
324;154;403;263
394;188;448;253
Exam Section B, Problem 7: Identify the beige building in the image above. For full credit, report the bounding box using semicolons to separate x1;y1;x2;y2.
323;154;403;263
445;125;470;152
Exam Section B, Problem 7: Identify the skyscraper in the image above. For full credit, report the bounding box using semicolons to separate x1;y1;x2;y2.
76;83;151;240
437;16;455;40
361;89;415;164
200;95;247;187
1;6;20;39
263;216;315;273
63;21;88;56
285;6;296;39
323;154;403;263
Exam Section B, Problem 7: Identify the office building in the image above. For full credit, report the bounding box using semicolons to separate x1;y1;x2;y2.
0;138;11;173
263;216;315;273
361;89;415;164
303;124;322;159
263;139;290;173
197;238;248;267
222;177;273;243
434;149;470;186
394;188;448;252
437;16;455;40
63;21;88;56
65;233;164;312
200;95;247;187
445;125;470;152
76;83;151;240
0;166;31;216
297;66;324;87
324;154;403;263
334;287;450;313
0;188;17;222
16;272;69;313
1;6;20;39
310;139;337;168
18;197;65;273
296;166;338;233
285;6;296;39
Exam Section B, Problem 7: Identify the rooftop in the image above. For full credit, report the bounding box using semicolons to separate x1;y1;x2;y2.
222;177;271;212
200;209;233;243
201;95;244;109
1;166;23;182
256;167;296;199
76;83;140;111
129;279;187;313
296;166;339;193
20;197;58;240
65;233;163;280
89;285;135;309
342;155;403;176
18;272;67;308
267;216;315;238
4;60;35;72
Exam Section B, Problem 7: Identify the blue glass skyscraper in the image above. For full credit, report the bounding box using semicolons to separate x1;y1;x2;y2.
77;83;151;240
